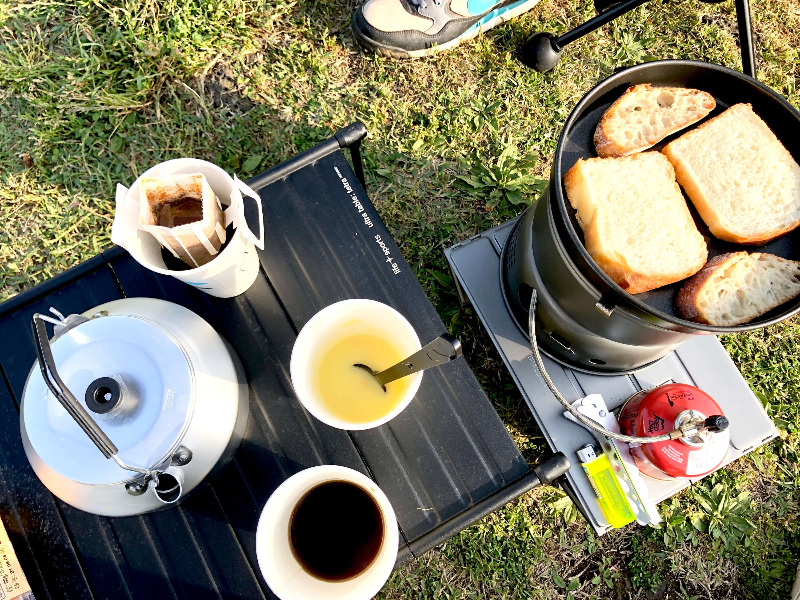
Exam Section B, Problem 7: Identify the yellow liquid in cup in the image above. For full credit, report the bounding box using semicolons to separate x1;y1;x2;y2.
312;333;413;424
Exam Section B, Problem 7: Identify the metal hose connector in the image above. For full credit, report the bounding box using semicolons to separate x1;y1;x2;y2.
528;290;682;444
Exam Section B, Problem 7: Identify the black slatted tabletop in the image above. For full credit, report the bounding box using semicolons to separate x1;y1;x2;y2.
0;126;552;600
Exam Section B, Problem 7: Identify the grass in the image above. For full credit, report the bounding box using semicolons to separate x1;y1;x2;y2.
2;0;800;597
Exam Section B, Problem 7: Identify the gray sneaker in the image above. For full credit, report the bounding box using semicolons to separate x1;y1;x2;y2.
352;0;541;58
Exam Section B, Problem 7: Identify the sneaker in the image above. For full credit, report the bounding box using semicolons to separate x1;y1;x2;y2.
352;0;541;58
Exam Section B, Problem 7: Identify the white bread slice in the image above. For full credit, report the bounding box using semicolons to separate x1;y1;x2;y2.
563;153;707;294
662;103;800;245
677;252;800;325
594;84;715;158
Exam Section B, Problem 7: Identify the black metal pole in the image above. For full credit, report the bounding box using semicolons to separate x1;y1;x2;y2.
245;121;368;191
557;0;651;47
734;0;756;78
396;453;571;564
520;0;652;71
245;137;342;190
335;121;369;191
347;142;368;192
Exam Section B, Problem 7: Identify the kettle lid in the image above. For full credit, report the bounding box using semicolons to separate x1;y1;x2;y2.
22;315;194;485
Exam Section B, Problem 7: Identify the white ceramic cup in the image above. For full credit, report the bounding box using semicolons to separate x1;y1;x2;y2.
290;299;423;430
111;158;264;298
256;465;399;600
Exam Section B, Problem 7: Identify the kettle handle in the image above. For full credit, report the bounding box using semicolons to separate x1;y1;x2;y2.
32;314;119;458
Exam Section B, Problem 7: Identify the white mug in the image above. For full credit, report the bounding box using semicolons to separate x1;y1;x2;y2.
111;158;265;298
290;299;423;430
256;465;399;600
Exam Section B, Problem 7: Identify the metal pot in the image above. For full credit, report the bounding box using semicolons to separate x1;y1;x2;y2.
20;298;249;516
502;60;800;373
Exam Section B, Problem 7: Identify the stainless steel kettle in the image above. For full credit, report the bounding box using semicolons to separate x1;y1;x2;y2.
20;298;249;516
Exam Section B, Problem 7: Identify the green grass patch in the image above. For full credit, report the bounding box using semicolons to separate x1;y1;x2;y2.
2;0;800;597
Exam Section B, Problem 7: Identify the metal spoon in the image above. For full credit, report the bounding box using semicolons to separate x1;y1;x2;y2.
354;333;462;392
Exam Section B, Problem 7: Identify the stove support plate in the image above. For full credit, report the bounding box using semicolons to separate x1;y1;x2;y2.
445;219;778;534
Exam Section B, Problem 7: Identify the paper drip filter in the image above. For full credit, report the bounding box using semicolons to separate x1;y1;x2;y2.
112;158;265;298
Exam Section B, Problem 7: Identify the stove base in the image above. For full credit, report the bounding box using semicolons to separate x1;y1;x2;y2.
445;219;778;534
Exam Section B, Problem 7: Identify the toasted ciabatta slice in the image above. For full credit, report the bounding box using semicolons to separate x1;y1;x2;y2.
594;84;715;158
564;153;707;294
677;252;800;325
663;103;800;245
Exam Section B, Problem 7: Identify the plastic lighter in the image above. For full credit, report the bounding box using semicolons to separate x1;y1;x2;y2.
577;445;636;529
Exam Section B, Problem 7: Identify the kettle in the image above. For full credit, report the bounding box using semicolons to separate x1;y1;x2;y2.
20;298;249;516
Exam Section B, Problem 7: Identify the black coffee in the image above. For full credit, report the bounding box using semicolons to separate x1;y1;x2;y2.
289;480;384;582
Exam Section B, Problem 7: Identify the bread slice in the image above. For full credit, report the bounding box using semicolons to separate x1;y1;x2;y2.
677;252;800;325
563;153;707;294
662;103;800;245
594;84;715;158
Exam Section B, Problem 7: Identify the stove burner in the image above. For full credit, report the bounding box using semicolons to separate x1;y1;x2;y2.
85;377;122;414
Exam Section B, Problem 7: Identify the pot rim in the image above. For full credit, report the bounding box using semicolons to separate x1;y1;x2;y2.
552;59;800;334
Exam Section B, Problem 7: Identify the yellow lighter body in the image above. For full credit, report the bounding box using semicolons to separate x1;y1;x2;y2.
579;447;636;529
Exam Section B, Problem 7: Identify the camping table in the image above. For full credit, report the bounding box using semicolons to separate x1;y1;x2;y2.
0;123;569;600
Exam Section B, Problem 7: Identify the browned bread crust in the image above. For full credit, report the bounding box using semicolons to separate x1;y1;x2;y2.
676;252;745;323
594;84;715;158
677;251;800;325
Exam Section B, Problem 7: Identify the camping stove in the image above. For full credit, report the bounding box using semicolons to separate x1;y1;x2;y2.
500;189;691;374
445;219;778;534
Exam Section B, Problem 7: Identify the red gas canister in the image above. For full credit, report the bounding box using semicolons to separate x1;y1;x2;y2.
618;384;730;480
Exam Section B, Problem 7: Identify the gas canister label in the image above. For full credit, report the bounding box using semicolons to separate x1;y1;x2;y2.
0;518;32;599
686;432;730;476
659;445;685;464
